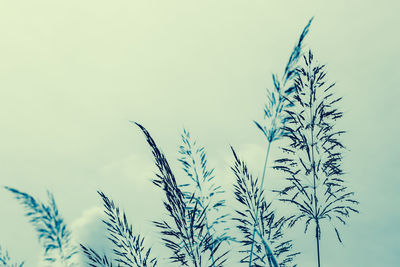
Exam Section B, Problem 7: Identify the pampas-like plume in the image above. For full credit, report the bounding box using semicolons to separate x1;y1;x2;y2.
0;245;24;267
5;187;77;266
248;18;313;267
231;148;298;267
81;191;157;267
274;50;359;267
178;129;230;267
134;122;226;267
254;17;313;143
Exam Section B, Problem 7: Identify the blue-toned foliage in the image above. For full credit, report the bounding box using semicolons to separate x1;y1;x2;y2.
178;129;230;266
274;51;359;267
0;245;24;267
254;17;313;143
231;148;298;267
5;187;77;266
247;18;313;267
135;122;227;267
81;191;157;267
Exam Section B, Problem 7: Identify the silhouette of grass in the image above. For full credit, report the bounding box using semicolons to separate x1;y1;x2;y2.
178;129;231;266
81;191;157;267
5;187;77;266
274;50;359;267
135;122;228;267
1;17;359;267
248;17;313;267
231;147;299;267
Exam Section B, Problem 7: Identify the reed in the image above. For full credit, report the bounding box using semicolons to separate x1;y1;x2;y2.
246;17;313;267
178;129;231;266
273;50;359;267
135;122;227;267
231;148;299;267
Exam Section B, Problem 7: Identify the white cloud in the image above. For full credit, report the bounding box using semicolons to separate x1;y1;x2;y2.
70;207;110;267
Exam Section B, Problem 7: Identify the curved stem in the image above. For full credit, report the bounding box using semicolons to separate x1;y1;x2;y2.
256;229;279;267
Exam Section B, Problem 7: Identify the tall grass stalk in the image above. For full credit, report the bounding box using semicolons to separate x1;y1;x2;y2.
135;122;227;267
274;51;359;267
5;187;77;266
231;148;298;267
178;129;230;267
249;17;313;267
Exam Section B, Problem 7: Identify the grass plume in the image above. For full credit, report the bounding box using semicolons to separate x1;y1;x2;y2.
81;191;157;267
178;129;231;266
254;17;313;143
274;50;359;266
5;187;77;266
231;148;298;267
135;122;227;267
248;17;313;267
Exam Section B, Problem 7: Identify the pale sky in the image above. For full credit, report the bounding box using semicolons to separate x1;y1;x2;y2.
0;0;399;266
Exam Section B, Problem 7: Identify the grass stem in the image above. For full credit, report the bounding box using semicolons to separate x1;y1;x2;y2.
248;140;278;267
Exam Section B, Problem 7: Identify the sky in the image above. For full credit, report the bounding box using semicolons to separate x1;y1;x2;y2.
0;0;399;266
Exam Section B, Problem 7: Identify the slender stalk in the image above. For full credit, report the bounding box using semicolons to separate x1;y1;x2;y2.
275;51;358;267
250;91;286;267
188;162;202;267
309;66;321;267
255;229;279;267
316;223;321;267
249;18;314;266
248;141;277;267
260;141;272;205
192;157;216;267
178;130;229;266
